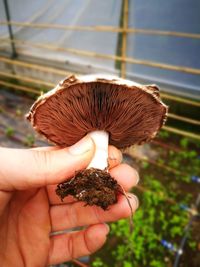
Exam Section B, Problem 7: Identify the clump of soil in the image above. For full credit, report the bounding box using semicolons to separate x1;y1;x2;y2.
56;168;122;210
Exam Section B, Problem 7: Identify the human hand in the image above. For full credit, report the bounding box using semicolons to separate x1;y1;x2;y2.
0;136;139;266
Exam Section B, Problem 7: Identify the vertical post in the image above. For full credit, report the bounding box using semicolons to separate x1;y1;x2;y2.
121;0;128;79
3;0;17;58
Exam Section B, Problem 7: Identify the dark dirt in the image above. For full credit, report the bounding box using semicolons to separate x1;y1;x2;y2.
56;167;122;210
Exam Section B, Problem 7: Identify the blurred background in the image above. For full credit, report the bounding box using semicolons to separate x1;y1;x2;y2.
0;1;200;267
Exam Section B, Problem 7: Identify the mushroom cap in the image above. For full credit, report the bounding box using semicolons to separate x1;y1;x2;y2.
27;74;168;148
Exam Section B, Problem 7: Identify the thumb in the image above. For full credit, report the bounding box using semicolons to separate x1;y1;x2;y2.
0;136;95;191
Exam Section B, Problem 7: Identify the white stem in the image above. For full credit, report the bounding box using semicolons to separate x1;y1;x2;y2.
87;130;109;170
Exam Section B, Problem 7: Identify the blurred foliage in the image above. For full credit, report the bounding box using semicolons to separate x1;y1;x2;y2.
5;126;15;137
23;134;35;147
15;107;23;117
92;134;200;267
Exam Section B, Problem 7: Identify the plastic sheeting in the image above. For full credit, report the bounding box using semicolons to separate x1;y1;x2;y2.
127;0;200;97
0;0;121;71
0;0;200;97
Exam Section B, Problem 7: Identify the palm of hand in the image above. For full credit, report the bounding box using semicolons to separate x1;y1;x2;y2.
0;189;50;267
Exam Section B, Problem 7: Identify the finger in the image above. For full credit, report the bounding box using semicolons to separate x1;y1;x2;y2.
47;185;77;205
0;191;12;215
48;223;109;265
0;136;94;191
108;145;122;168
34;145;122;204
0;144;58;214
47;163;139;205
32;144;122;167
110;163;139;189
31;146;59;151
50;193;138;231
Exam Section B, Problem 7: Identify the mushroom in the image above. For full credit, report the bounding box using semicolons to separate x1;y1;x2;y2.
27;74;168;210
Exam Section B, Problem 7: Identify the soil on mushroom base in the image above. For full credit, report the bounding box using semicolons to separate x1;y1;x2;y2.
56;168;122;210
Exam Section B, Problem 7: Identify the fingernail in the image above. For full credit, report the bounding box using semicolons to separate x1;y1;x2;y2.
132;194;139;209
69;136;93;155
103;223;110;234
129;194;139;210
135;171;140;185
109;149;123;163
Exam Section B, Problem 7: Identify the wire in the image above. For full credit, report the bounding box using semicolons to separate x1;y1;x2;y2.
1;21;200;39
173;194;200;267
1;37;200;75
0;56;199;107
167;113;200;126
160;93;200;107
0;56;75;76
0;80;40;94
162;126;200;141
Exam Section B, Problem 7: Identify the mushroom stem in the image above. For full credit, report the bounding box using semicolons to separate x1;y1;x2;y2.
87;130;109;170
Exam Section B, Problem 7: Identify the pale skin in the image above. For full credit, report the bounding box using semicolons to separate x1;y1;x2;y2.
0;136;139;267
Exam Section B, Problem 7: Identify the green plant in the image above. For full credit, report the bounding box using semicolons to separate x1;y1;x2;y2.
24;134;35;147
5;126;15;137
15;107;23;116
92;177;189;266
142;161;149;169
180;138;189;149
92;257;105;267
92;135;199;267
158;130;169;139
